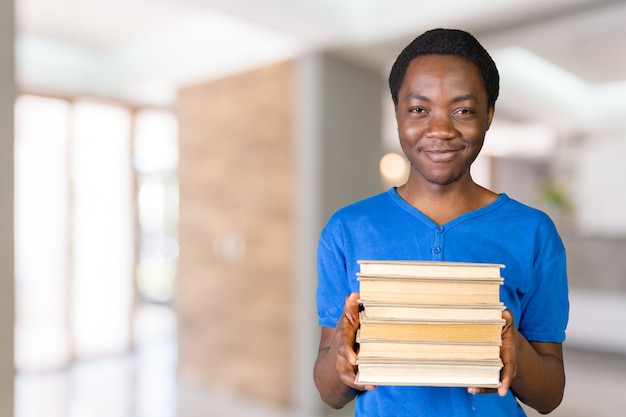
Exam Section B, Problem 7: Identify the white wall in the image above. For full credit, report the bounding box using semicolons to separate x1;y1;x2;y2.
316;53;384;220
294;52;383;416
573;135;626;237
0;0;15;415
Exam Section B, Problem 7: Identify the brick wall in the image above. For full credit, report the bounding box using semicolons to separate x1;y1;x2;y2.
177;60;296;406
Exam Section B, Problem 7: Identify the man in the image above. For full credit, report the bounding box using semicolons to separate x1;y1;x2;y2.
314;28;568;416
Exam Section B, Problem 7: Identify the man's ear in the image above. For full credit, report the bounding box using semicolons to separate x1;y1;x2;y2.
486;105;495;130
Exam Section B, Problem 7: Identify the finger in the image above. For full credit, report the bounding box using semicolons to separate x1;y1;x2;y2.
467;387;498;395
498;365;513;396
501;309;514;331
343;292;361;326
337;293;376;391
336;347;376;391
498;309;517;396
336;331;358;366
336;293;362;365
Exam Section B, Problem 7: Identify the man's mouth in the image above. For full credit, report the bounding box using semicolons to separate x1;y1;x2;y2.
423;149;461;162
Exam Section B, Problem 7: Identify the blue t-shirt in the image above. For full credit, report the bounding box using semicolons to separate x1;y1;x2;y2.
316;188;569;417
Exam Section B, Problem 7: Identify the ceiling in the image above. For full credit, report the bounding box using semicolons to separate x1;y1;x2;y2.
14;0;626;136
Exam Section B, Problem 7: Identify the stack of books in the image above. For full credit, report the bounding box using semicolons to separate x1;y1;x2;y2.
355;260;506;388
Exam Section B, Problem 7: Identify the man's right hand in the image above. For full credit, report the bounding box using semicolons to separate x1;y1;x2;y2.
335;292;376;391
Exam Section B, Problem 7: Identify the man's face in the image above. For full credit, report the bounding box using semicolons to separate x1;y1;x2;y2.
395;54;494;186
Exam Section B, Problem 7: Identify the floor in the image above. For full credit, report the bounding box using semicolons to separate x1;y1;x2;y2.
15;306;626;417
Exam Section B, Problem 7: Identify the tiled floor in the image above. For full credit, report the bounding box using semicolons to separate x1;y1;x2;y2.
15;305;626;417
15;305;178;417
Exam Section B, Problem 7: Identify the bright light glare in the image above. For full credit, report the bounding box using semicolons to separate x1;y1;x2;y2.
134;110;178;173
72;101;133;357
379;152;408;186
139;183;165;229
14;95;71;371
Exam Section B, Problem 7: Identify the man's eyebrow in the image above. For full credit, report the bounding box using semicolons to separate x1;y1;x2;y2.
402;93;430;102
401;93;481;103
452;94;480;103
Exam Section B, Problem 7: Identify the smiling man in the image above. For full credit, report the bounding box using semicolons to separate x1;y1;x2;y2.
313;29;569;417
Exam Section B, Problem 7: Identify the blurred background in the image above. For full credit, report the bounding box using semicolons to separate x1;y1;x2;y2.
1;0;626;416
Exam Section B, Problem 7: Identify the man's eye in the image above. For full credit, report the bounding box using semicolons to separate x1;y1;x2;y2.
455;108;475;115
409;107;426;113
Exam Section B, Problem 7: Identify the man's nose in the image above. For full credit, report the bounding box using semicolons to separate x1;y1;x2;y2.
425;113;456;139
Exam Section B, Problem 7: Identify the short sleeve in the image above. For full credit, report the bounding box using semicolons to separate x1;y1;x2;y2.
316;220;352;328
517;220;569;343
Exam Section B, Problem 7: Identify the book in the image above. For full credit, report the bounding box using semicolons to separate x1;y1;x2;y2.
357;260;504;279
358;314;505;343
359;301;505;322
356;332;501;361
355;260;506;387
358;275;503;304
355;359;502;388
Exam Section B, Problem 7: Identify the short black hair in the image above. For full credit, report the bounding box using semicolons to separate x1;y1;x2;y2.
389;28;499;108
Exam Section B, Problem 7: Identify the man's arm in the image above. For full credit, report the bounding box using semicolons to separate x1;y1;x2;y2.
313;292;375;408
471;310;565;414
504;312;565;414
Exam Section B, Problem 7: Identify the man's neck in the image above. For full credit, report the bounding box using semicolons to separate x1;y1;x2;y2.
396;176;498;225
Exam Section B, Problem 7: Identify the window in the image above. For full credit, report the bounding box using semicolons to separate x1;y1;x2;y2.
14;95;71;370
14;95;178;371
134;109;179;303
